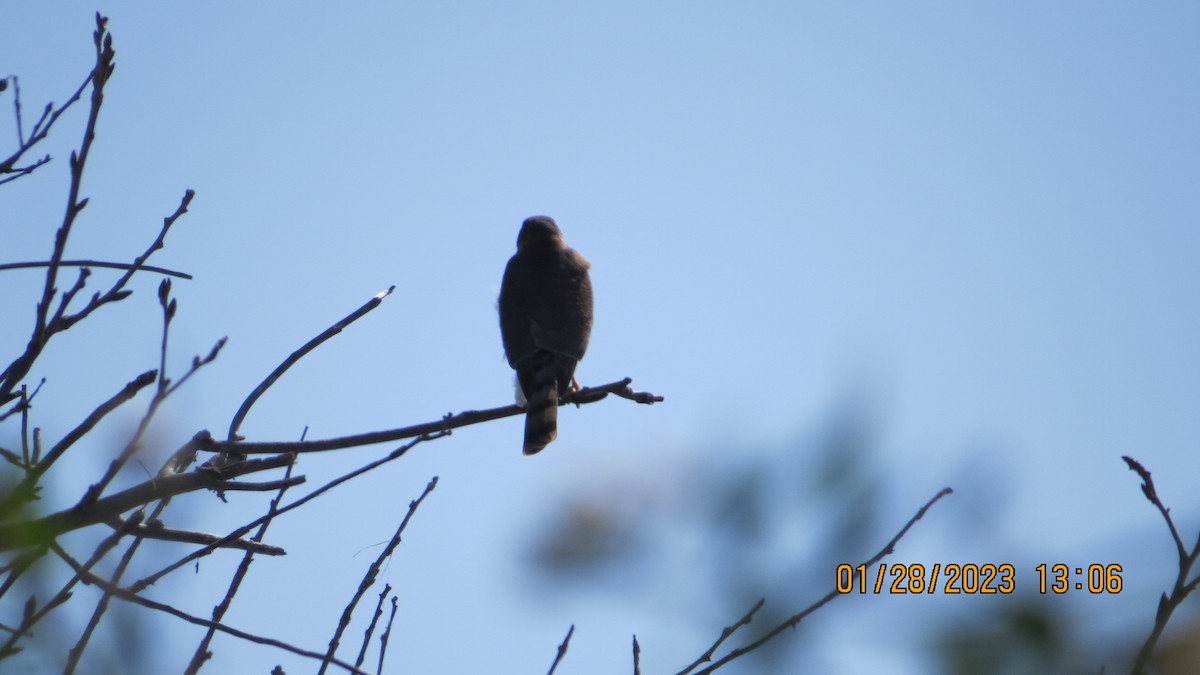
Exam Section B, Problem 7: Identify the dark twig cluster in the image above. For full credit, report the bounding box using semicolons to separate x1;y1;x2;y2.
1123;456;1200;675
0;14;664;673
316;477;438;674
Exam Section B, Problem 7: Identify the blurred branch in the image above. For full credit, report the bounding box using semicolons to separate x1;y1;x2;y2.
545;624;575;675
227;286;396;443
633;635;641;675
0;511;143;658
1123;456;1200;675
318;476;438;675
684;487;954;674
66;497;174;674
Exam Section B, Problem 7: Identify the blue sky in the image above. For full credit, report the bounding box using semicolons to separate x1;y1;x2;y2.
4;3;1199;673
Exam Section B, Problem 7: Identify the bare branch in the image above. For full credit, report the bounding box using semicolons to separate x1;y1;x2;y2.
0;447;21;468
0;378;42;424
207;377;662;457
377;595;398;675
0;62;91;178
1122;456;1187;560
0;370;157;517
354;584;391;670
633;635;641;675
0;547;48;603
51;544;369;674
70;274;201;515
1124;456;1200;675
227;286;395;442
0;259;192;279
131;433;443;593
676;599;764;675
318;477;438;674
0;14;117;403
104;518;288;555
7;75;22;145
55;189;195;335
0;452;296;551
37;370;156;475
185;456;300;674
166;337;227;398
545;624;575;675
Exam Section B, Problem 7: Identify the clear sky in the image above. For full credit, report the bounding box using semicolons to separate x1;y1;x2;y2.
3;3;1199;673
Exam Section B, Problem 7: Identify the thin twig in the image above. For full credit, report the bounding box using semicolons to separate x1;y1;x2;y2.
0;446;21;467
0;14;116;403
38;370;156;475
51;544;369;674
676;599;765;675
227;286;395;442
0;370;157;517
377;595;398;675
318;477;438;674
633;635;641;675
0;158;49;186
10;75;23;145
354;584;391;670
0;547;48;602
185;455;299;675
130;433;443;592
0;259;192;279
0;54;92;177
166;337;227;397
1123;456;1200;675
0;379;43;428
55;188;195;339
546;624;575;675
70;271;200;516
104;518;289;555
687;487;954;675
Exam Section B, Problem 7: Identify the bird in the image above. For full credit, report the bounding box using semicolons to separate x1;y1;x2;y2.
498;216;594;455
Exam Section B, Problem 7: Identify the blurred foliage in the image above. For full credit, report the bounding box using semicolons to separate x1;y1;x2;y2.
522;390;1197;673
525;391;887;672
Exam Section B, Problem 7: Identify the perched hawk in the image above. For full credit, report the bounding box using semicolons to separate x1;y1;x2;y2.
499;216;593;455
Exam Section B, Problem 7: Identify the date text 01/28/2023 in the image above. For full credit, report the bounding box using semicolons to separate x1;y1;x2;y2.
835;563;1124;595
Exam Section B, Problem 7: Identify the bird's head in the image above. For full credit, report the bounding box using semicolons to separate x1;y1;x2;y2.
517;215;564;250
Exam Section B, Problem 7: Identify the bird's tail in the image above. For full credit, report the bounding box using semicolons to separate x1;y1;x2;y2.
523;362;558;455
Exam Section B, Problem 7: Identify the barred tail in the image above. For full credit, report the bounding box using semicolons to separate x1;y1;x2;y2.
523;363;558;455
